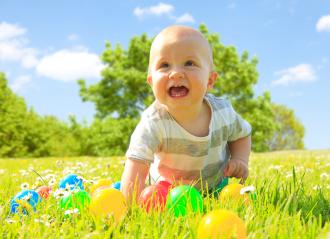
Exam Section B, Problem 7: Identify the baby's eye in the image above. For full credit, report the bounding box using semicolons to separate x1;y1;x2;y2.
185;60;195;67
159;62;169;68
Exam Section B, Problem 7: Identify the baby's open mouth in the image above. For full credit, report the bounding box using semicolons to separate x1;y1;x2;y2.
168;86;189;98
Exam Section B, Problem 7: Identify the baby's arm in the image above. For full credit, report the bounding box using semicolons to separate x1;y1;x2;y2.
121;158;150;204
224;135;251;181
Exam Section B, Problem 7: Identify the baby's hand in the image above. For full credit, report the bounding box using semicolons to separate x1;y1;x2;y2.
223;158;248;182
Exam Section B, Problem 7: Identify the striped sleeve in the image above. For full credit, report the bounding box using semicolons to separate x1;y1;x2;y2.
125;114;162;163
227;101;252;142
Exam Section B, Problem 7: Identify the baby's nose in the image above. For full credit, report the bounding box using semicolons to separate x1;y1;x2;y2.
169;70;184;80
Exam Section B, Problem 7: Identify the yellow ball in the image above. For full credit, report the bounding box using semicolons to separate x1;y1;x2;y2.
90;178;112;194
219;184;250;205
197;209;247;239
90;188;127;222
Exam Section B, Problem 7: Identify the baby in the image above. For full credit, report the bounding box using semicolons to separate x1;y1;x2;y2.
121;25;251;202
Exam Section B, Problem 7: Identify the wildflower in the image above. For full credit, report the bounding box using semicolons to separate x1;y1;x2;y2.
88;168;97;173
44;174;57;180
305;168;313;173
62;169;74;175
20;182;30;190
53;189;70;199
42;169;53;174
76;162;87;168
240;185;255;194
21;192;33;201
77;175;85;182
6;218;17;224
85;179;95;185
320;173;330;179
19;170;29;176
92;176;101;181
48;178;56;186
56;160;63;167
64;208;79;216
286;173;293;178
0;169;5;175
312;185;321;191
270;165;283;170
35;218;51;227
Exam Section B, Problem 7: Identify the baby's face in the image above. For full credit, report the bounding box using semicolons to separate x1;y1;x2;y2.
147;27;217;112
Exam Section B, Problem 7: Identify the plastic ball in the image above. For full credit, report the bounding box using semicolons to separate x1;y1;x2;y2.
156;180;172;194
90;179;112;194
111;181;121;190
138;184;168;212
91;185;111;197
60;190;90;212
166;185;203;217
197;209;247;239
36;186;52;199
219;184;251;206
59;174;84;191
216;177;229;192
10;190;42;214
90;188;127;222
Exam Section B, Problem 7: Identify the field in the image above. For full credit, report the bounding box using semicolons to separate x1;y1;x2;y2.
0;150;329;238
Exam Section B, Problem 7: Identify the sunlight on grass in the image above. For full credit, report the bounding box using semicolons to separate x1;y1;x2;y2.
0;150;329;238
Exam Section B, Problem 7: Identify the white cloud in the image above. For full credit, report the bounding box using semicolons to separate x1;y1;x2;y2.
175;13;195;24
0;22;38;68
0;22;26;41
133;3;195;24
134;3;174;17
10;75;32;92
36;49;105;82
272;64;316;86
316;15;330;32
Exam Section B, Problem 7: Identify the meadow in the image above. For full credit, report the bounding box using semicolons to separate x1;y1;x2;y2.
0;150;329;238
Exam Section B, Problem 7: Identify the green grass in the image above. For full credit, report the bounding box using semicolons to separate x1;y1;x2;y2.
0;150;329;238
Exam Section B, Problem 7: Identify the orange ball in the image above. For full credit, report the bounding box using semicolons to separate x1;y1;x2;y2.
90;188;127;222
197;209;247;239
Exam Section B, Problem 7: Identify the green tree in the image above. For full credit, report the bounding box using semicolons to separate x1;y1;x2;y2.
268;104;305;151
0;73;30;157
78;25;304;152
199;24;277;152
0;73;83;157
79;35;153;119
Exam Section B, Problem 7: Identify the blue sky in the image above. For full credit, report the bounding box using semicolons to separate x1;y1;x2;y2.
0;1;329;150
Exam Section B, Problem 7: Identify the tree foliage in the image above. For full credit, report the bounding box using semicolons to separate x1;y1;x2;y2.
0;24;305;156
0;73;80;157
79;24;294;152
79;35;153;119
268;104;305;151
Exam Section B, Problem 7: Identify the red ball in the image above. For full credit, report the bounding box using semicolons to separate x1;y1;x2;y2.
156;180;172;194
138;184;168;212
36;186;52;199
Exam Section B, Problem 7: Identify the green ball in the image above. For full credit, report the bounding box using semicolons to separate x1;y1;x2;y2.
166;185;203;217
60;190;91;212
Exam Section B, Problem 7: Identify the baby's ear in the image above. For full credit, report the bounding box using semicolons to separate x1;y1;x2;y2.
207;71;218;89
147;75;153;86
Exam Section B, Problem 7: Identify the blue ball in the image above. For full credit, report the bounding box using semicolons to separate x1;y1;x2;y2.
111;181;121;190
10;190;41;214
59;174;84;191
